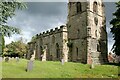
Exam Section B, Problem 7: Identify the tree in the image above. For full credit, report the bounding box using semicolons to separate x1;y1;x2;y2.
0;0;26;55
4;39;27;57
2;34;5;53
31;35;37;42
110;1;120;56
0;0;27;37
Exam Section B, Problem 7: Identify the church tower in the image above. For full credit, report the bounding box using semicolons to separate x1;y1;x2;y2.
67;0;108;64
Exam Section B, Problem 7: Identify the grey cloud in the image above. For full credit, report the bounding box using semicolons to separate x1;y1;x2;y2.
104;2;116;22
7;2;67;41
25;2;68;17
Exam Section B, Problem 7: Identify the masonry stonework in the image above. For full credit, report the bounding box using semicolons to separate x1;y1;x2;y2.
27;26;68;62
27;0;108;64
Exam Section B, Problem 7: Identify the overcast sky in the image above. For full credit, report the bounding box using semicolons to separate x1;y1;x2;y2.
5;1;117;53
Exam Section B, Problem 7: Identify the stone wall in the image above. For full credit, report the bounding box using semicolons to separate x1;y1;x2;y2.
86;0;108;64
27;25;68;62
67;2;88;63
67;0;108;64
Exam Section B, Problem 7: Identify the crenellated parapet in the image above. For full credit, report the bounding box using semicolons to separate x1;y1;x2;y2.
28;25;67;45
35;25;67;38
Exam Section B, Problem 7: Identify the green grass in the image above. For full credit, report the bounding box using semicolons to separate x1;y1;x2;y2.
1;59;119;78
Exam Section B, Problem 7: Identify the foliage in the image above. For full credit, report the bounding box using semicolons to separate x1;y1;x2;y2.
31;35;37;42
67;42;73;48
3;39;27;57
2;59;118;78
0;33;5;55
0;0;26;56
110;1;120;56
2;34;5;53
0;0;27;37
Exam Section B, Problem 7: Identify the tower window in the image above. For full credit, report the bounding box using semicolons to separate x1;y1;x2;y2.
97;43;100;52
95;30;97;37
77;29;80;38
76;47;79;57
76;2;82;13
93;2;98;12
94;17;98;25
69;25;71;28
69;2;72;8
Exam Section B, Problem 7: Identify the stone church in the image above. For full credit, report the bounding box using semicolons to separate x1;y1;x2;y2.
27;0;108;64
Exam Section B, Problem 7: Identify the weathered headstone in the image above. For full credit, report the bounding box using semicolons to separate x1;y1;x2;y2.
26;60;33;72
90;63;95;69
24;54;26;59
5;57;9;62
0;57;2;62
26;50;35;72
61;59;64;65
90;59;95;69
16;57;19;62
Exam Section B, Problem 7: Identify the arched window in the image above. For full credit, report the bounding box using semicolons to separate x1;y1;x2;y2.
93;2;98;12
52;35;55;43
76;47;79;57
95;30;97;37
97;43;100;52
56;43;60;58
94;17;98;25
77;29;80;38
76;2;82;13
87;27;91;36
40;46;43;59
69;2;72;8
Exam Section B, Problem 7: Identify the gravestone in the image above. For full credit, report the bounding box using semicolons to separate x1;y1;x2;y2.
24;54;26;59
90;63;95;69
16;57;19;62
26;60;33;72
0;57;2;62
5;57;9;62
61;59;64;65
26;51;35;72
90;59;95;69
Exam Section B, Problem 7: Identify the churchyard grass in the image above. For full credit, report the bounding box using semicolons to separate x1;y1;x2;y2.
2;59;118;78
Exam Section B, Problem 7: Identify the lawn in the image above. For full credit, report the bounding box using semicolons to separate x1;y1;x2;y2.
1;59;119;78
